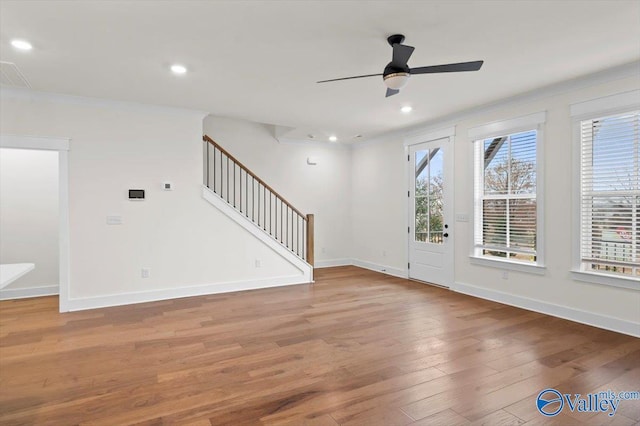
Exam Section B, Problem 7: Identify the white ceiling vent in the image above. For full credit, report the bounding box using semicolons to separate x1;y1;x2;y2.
0;61;31;89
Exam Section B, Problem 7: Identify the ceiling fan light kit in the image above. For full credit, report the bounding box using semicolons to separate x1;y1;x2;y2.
383;72;410;90
318;34;484;97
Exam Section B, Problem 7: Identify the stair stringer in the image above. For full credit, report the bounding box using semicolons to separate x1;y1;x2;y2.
201;185;313;283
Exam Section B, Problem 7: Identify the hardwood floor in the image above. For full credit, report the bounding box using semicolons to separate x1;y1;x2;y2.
1;266;639;425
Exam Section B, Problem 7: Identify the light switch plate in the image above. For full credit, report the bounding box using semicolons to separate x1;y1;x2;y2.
106;215;123;225
455;213;469;222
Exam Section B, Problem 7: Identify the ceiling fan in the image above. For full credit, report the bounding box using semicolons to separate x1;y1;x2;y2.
317;34;484;97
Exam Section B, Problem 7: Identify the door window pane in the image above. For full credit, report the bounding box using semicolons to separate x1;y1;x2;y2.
429;149;444;243
415;147;444;244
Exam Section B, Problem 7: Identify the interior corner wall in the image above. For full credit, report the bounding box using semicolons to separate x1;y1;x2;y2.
0;148;59;290
0;91;303;310
203;116;352;264
350;75;640;327
350;139;407;271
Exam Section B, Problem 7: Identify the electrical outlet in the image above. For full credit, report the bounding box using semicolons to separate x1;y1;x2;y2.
501;271;508;280
382;250;387;257
321;247;326;254
255;259;262;268
141;268;151;278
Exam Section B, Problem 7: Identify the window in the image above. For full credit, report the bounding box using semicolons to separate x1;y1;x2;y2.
468;111;545;272
473;129;539;264
578;110;639;279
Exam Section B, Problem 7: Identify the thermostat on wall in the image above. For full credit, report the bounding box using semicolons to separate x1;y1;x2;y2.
128;189;145;200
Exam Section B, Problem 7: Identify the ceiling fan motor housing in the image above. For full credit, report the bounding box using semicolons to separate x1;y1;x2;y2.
387;34;406;46
384;63;409;76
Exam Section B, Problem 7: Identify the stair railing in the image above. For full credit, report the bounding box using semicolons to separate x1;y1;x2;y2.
203;135;314;265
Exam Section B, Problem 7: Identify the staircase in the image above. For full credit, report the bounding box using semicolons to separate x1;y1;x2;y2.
202;135;314;269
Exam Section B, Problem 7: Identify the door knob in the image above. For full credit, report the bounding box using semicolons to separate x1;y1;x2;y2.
443;232;449;238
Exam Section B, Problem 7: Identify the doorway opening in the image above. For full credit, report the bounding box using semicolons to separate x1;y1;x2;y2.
406;130;454;287
0;135;70;311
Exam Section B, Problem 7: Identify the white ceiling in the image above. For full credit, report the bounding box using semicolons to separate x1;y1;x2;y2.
1;0;639;143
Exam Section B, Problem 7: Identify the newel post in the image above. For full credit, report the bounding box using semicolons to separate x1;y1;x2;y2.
306;214;314;266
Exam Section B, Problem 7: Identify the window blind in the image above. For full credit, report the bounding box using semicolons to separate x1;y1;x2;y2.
475;130;538;262
580;111;639;277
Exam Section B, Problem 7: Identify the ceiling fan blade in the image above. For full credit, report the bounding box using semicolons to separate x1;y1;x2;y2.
391;44;415;67
317;73;383;83
385;88;399;97
410;60;484;74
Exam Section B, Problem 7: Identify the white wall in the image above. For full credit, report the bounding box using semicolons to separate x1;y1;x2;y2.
203;116;352;265
0;148;59;290
351;74;640;328
0;90;303;310
351;139;407;272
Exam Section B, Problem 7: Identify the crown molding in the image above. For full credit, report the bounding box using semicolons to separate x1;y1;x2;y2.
0;87;209;119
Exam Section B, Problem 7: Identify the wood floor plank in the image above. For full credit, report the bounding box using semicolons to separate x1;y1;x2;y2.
1;266;638;425
329;364;499;424
468;409;525;426
408;408;470;425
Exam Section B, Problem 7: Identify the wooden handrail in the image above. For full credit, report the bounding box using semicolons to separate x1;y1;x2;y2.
203;135;306;218
204;134;314;265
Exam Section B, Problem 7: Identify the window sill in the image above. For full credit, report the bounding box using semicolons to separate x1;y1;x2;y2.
571;270;639;291
469;256;546;275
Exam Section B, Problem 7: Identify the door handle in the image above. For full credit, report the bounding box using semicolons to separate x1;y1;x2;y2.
443;233;449;238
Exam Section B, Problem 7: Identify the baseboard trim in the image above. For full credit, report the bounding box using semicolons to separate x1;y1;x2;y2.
314;259;352;268
351;259;408;279
65;275;310;312
0;285;59;300
452;281;640;338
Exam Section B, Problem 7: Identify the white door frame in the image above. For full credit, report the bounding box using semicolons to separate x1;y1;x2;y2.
404;126;455;286
0;134;71;312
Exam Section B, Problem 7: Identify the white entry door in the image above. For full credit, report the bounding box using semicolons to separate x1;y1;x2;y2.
408;137;454;287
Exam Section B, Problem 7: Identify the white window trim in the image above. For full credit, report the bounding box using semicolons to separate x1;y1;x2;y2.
570;89;640;119
468;112;546;273
570;90;640;289
571;271;639;291
469;255;546;275
468;111;546;140
404;126;455;146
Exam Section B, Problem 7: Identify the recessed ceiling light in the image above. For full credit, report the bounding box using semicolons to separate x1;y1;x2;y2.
170;64;187;74
329;135;338;142
401;106;413;113
11;39;32;51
